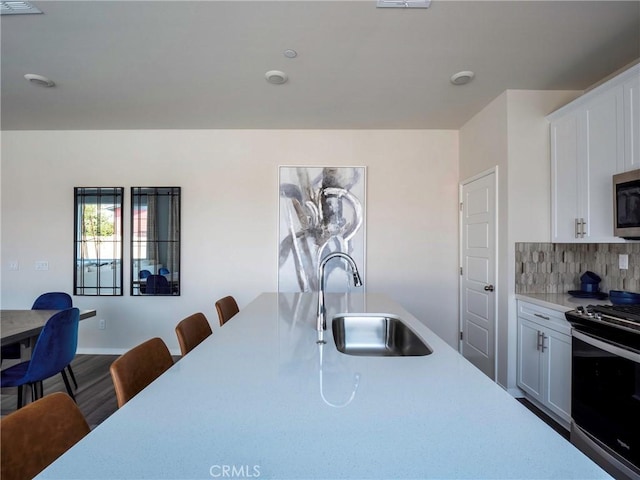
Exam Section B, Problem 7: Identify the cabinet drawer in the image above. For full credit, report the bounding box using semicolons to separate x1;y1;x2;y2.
518;301;571;336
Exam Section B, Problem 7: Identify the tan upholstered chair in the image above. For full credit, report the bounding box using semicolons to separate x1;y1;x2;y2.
1;392;90;480
215;295;239;326
109;337;173;408
175;312;213;356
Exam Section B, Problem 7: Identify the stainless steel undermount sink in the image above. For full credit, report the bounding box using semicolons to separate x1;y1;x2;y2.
331;314;432;357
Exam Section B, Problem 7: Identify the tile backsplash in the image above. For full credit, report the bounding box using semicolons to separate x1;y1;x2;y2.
515;243;640;294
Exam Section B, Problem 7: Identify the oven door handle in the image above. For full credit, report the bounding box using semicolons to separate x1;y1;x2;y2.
572;330;640;363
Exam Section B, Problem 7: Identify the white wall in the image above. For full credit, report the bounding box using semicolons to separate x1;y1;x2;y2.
460;90;580;391
1;129;459;354
459;93;509;385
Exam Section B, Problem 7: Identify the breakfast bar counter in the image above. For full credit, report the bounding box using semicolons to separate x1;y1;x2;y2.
38;293;609;479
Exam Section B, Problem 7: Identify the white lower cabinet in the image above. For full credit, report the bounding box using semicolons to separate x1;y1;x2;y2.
517;301;571;429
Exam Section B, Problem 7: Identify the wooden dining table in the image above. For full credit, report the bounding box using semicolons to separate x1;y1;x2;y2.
1;309;96;359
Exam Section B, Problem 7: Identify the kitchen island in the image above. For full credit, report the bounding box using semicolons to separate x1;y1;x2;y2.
38;293;610;479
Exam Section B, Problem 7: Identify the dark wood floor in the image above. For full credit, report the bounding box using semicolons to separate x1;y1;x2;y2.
1;354;120;428
517;397;570;441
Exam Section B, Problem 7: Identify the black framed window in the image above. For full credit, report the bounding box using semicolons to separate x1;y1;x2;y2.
131;187;181;296
74;187;123;296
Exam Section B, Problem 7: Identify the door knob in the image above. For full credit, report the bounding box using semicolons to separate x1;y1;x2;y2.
484;285;494;292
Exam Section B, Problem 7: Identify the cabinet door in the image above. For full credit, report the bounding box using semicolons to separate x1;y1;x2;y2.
550;112;581;242
583;86;623;241
623;72;640;172
542;328;571;423
517;318;543;402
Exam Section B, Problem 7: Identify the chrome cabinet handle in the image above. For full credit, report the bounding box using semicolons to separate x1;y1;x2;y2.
534;313;550;321
575;218;587;238
541;334;548;352
537;331;543;351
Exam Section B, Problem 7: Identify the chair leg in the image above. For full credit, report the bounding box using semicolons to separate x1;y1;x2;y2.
17;385;23;409
60;369;76;401
67;364;78;389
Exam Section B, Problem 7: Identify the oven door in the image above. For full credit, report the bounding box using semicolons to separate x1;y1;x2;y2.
572;329;640;479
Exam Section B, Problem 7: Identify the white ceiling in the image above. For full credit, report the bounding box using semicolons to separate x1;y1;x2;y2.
1;0;639;130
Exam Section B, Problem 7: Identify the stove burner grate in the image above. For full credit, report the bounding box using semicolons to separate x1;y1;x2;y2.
591;304;640;323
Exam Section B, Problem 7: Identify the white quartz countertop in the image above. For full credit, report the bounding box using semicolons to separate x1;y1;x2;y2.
516;293;612;311
38;293;610;479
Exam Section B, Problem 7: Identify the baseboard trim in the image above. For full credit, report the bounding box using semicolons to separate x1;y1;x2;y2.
76;347;127;355
77;347;182;356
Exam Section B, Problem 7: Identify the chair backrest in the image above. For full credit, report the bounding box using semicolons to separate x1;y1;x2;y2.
31;292;72;310
139;269;151;279
215;295;239;326
175;312;212;356
110;337;173;408
1;392;90;480
158;267;170;275
23;308;80;385
145;275;171;294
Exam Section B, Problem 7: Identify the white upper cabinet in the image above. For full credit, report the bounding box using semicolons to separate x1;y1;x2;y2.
550;112;582;241
623;71;640;172
549;63;639;243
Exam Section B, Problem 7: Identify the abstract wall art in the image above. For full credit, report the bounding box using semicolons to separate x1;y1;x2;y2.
278;166;366;293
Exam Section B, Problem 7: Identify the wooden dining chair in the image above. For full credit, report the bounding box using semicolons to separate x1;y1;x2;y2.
1;392;90;480
175;312;213;356
109;337;173;408
215;295;239;326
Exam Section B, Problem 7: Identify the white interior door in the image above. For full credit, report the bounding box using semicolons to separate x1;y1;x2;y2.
460;171;496;379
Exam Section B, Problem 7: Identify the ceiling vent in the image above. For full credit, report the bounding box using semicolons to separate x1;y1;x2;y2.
377;0;431;8
0;1;42;15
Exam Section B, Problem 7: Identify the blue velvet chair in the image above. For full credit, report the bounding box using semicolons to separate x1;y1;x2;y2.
32;292;78;390
138;270;152;294
158;267;170;275
0;308;80;409
31;292;72;310
2;293;76;392
145;275;171;295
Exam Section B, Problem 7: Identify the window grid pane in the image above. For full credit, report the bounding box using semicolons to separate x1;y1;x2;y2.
74;187;123;296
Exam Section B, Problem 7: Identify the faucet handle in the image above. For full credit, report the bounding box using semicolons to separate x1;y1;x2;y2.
353;271;363;287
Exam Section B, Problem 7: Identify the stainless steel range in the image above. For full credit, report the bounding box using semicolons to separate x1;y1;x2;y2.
565;304;640;480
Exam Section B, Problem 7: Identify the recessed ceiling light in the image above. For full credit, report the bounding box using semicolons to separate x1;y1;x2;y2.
283;49;297;59
265;70;288;85
0;1;42;15
24;73;55;87
450;71;475;86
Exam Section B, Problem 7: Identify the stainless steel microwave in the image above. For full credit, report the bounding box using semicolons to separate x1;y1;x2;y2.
613;168;640;239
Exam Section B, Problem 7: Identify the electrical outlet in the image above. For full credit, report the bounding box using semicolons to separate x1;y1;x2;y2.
99;319;106;330
619;254;629;270
34;261;49;271
8;261;18;271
